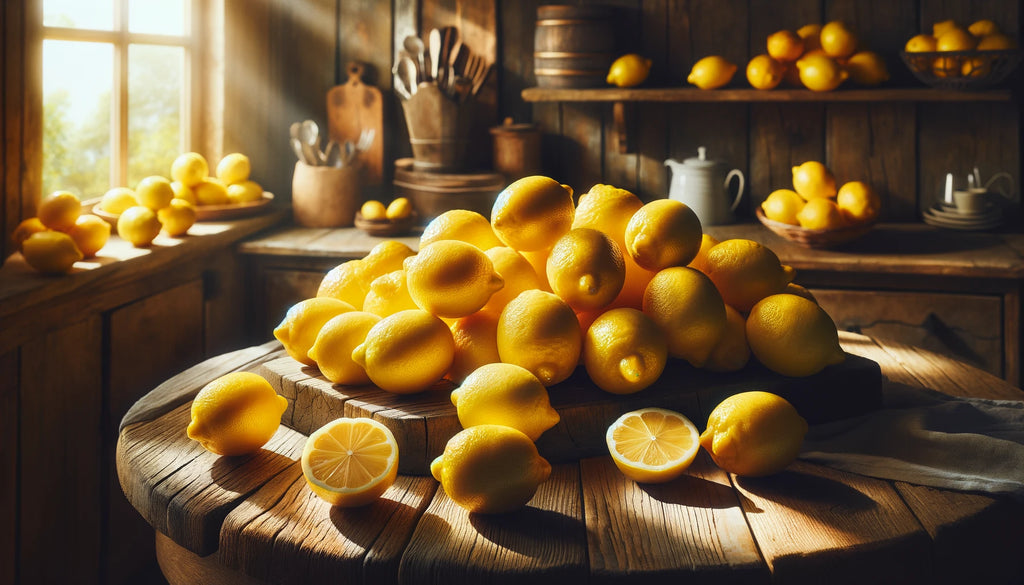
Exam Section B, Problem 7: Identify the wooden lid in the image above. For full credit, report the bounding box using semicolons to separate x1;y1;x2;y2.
394;158;505;188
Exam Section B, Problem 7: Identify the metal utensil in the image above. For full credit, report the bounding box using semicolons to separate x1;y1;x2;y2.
396;54;418;98
403;35;427;82
291;137;311;164
943;172;954;205
429;28;442;81
299;120;323;164
323;140;341;167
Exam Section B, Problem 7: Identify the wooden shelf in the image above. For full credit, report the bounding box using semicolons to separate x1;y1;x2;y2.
521;86;1015;103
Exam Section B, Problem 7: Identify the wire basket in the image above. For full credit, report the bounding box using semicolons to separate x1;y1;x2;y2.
900;49;1022;90
756;208;875;249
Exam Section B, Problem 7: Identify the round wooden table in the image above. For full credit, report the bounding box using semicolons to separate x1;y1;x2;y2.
117;333;1024;585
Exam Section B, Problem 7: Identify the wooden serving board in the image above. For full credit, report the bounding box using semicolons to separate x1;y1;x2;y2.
326;62;383;187
260;353;882;476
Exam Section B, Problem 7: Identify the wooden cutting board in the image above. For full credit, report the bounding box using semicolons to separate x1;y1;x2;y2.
260;353;883;476
326;62;383;187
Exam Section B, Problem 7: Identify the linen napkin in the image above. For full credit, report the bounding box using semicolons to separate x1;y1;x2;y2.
799;381;1024;499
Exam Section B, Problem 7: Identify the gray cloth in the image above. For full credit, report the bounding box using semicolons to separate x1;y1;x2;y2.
799;381;1024;499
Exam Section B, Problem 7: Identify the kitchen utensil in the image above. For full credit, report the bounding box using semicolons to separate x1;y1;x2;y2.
429;28;442;81
291;137;312;165
326;62;384;187
943;172;954;205
403;35;427;82
299;119;323;165
395;54;418;99
323;140;341;168
665;146;745;226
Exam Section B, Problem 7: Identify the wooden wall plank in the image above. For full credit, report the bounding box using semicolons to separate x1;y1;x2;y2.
635;0;669;201
0;349;16;585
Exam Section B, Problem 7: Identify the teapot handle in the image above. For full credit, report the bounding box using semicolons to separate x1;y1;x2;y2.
983;172;1015;199
725;169;745;212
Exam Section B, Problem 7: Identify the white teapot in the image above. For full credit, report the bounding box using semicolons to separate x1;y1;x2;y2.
665;147;745;226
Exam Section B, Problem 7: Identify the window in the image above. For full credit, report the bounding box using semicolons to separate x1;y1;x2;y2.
42;0;196;199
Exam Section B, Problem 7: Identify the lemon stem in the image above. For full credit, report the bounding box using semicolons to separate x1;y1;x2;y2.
619;354;643;381
579;274;598;295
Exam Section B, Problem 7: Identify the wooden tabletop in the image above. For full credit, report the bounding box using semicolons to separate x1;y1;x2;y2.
116;333;1024;585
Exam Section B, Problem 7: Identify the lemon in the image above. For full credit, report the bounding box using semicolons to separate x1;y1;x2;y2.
520;247;554;292
420;208;503;250
844;51;890;85
405;240;504;318
157;198;197;237
904;34;938;53
687;232;719;273
480;246;544;316
641;266;727;368
135;176;175;211
791;160;837;200
21;230;83;274
606;53;652;88
448;310;502;384
317;259;371;309
746;54;785;89
836;180;881;223
274;296;355;366
978;32;1016;50
301;417;399;507
766;30;804;62
170;181;196;205
307;311;381;385
687;55;737;89
703;304;750;373
430;424;552;514
362;240;417;281
171;152;209;187
796;198;846;230
226;180;263;204
701;238;796;313
932;20;960;38
385;197;413;220
360;200;387;220
700;391;808;477
583;307;667;395
11;217;47;252
819;21;858;59
968;19;1000;38
186;372;287;456
67;214;110;258
624;199;703;272
546;227;625;312
100;187;139;215
797;23;823;52
785;282;817;303
351;309;455;394
937;27;978;52
497;289;581;386
760;189;805;225
216;153;251;185
606;407;700;484
193;178;229;206
37;190;81;232
746;293;845;377
362;269;418;318
795;53;848;91
116;205;162;247
490;175;575;252
451;362;560;441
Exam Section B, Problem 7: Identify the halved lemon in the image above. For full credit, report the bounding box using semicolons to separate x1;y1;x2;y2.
605;407;700;484
301;417;399;507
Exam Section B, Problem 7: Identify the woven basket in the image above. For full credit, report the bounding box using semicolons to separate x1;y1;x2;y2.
900;49;1022;90
756;208;875;249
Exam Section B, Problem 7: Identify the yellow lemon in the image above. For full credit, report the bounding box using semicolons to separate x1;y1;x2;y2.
796;197;846;230
448;310;502;384
703;304;750;373
100;187;139;215
430;424;552;514
360;199;387;220
451;362;560;441
420;208;503;250
193;178;229;206
700;238;796;313
978;32;1016;51
11;217;47;253
490;175;575;252
687;55;737;89
606;53;652;87
844;50;890;85
21;230;83;274
791;160;838;200
351;309;455;394
746;293;845;377
760;188;805;225
968;19;1000;38
37;190;82;232
216;153;251;185
746;54;785;89
362;269;418;318
157;198;197;237
480;246;544;316
583;307;667;395
624;199;703;272
116;205;162;247
606;407;700;484
171;152;209;187
67;214;110;258
497;289;581;386
301;417;399;507
317;259;371;309
836;180;881;223
385;197;413;220
520;247;554;292
135;176;175;211
785;282;817;303
932;19;960;38
937;27;978;52
546;227;625;312
687;232;719;273
405;240;504;318
795;53;848;91
641;266;727;367
819;21;858;58
766;30;804;62
273;296;356;366
307;311;381;385
904;33;938;53
700;391;808;477
186;372;287;456
362;240;417;281
797;23;823;52
226;180;263;204
170;181;196;205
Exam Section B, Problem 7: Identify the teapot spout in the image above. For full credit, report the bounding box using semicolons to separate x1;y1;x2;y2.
664;158;683;170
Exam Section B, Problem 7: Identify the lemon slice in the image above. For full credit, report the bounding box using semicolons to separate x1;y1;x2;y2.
605;408;700;484
301;417;399;507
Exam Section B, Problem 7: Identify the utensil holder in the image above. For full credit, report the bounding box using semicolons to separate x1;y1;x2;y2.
291;161;361;227
400;83;474;172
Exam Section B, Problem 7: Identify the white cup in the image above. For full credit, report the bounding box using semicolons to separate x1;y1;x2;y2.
952;189;988;214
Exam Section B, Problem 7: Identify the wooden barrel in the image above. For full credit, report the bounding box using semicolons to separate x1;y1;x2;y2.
534;4;615;89
393;158;506;224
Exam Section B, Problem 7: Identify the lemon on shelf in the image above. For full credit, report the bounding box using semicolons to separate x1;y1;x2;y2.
687;55;737;89
606;53;652;88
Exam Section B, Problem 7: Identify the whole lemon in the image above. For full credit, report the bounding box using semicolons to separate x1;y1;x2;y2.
606;53;653;87
746;293;845;377
641;266;727;368
844;51;890;86
791;160;837;200
273;296;356;366
936;27;978;51
216;152;251;185
171;152;210;187
362;269;418;318
405;239;505;319
703;304;750;373
835;180;881;224
67;214;111;257
420;208;503;251
700;391;808;477
968;19;1000;38
932;20;959;38
583;307;667;395
766;30;804;62
186;371;288;456
386;197;413;220
687;55;737;89
546;227;625;312
307;311;382;385
904;34;938;53
760;189;805;225
351;309;455;394
795;53;848;91
480;246;545;316
362;240;417;281
746;54;785;89
116;205;162;247
819;21;858;59
317;258;371;309
430;424;552;514
100;187;139;215
170;181;196;205
687;232;719;273
21;230;83;274
700;238;796;313
451;362;560;441
796;198;846;230
497;289;581;386
193;178;229;206
37;190;82;232
135;176;175;210
360;199;387;220
11;217;47;252
624;198;703;272
226;180;263;204
448;310;502;384
797;23;823;52
157;198;198;237
490;175;575;252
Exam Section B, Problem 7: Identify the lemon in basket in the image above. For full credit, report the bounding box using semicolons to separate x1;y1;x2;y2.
761;189;804;226
836;181;880;224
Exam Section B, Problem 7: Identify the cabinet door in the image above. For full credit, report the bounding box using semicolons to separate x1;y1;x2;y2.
260;268;327;339
811;289;1003;378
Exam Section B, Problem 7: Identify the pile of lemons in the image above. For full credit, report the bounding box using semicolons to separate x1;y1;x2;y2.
11;190;110;274
761;160;881;230
905;19;1017;80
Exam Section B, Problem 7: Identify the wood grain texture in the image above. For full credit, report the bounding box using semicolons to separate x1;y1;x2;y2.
0;349;16;585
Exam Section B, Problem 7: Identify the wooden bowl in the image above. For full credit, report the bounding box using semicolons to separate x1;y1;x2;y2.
756;208;875;249
354;211;418;237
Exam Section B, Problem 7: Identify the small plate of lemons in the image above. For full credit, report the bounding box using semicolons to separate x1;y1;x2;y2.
354;197;418;236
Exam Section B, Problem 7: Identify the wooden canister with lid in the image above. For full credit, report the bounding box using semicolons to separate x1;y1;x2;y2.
534;4;615;89
490;117;542;181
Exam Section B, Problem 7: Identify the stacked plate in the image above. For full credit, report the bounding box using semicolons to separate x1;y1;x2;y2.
922;201;1003;231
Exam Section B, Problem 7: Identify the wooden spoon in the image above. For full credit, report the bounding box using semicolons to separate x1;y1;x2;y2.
429;28;442;81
